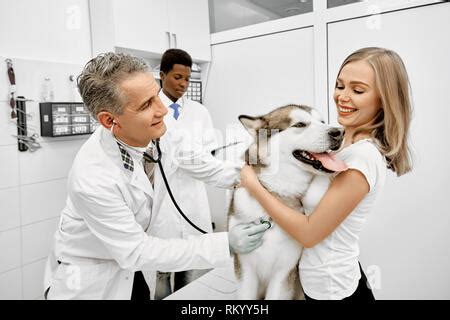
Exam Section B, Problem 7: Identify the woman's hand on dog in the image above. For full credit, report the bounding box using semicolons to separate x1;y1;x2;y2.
239;165;261;193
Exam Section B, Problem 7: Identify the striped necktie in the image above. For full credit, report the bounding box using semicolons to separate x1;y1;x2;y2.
143;147;156;185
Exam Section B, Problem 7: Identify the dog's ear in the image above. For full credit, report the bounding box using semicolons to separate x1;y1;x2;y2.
239;115;265;137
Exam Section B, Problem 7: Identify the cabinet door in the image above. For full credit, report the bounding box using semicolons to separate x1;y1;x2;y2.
112;0;170;54
204;27;315;231
168;0;211;61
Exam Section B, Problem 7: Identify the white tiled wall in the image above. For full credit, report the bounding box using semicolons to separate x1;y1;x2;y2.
0;20;90;298
0;269;22;300
22;259;48;300
0;229;22;273
0;99;88;300
0;146;20;189
0;187;21;231
0;0;92;64
22;218;60;265
0;103;88;301
18;139;85;185
20;179;67;226
0;134;83;300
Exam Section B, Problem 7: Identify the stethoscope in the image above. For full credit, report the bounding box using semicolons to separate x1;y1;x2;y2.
112;120;207;234
126;135;273;234
142;138;162;163
143;138;209;234
145;139;273;232
149;138;273;230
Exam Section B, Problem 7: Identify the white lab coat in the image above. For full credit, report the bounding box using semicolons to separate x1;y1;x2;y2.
43;125;241;300
156;93;218;238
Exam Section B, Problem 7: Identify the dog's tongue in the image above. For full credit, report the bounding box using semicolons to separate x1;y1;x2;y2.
310;152;348;172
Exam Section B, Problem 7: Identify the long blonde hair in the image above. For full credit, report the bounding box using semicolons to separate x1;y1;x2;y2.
337;47;413;176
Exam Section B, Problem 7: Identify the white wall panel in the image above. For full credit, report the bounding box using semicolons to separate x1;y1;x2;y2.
18;139;86;185
0;187;20;231
22;259;47;300
0;0;92;300
0;103;16;147
327;3;450;299
22;218;59;265
0;145;19;189
0;0;91;64
206;27;315;132
21;179;67;225
0;268;22;300
4;61;85;104
0;228;21;273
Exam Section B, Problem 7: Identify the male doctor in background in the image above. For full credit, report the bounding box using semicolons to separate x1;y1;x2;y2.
155;48;220;298
43;52;268;300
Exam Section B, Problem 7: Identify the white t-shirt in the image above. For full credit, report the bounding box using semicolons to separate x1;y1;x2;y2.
299;139;387;300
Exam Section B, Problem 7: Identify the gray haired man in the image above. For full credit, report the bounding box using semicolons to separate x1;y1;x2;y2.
43;52;268;300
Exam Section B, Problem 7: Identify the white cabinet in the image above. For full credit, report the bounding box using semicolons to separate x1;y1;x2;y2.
167;0;212;61
112;0;170;55
205;28;315;131
89;0;211;61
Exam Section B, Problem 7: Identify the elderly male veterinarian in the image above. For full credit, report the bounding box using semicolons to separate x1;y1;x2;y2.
43;53;268;300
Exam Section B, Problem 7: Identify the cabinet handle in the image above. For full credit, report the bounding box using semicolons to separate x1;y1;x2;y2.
172;33;177;48
166;31;171;49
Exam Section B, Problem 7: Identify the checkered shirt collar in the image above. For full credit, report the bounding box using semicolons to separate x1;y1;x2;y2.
117;142;134;172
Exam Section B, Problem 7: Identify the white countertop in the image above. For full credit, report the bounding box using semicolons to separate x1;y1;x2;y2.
164;261;238;300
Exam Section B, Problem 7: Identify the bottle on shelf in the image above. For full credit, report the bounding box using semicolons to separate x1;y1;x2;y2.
41;77;55;102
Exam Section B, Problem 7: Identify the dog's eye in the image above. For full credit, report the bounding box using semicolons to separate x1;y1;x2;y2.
293;122;307;128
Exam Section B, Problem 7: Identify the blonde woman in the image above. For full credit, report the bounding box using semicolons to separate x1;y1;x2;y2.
239;47;413;300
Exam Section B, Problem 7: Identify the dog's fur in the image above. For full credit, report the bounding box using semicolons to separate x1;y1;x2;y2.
228;104;344;300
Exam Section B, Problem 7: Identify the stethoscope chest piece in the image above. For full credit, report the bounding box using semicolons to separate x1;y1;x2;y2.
260;217;273;229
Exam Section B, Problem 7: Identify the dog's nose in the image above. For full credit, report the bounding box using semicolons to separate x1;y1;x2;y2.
328;128;344;139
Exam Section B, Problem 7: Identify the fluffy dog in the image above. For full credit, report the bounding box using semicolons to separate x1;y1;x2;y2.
228;104;347;300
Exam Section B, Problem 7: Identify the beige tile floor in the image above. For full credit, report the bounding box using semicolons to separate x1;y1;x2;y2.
165;261;238;300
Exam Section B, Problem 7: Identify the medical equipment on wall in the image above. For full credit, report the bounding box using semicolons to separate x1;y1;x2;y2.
187;63;202;103
14;96;42;152
5;59;17;119
4;59;42;152
41;77;55;102
186;80;202;103
39;102;99;137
